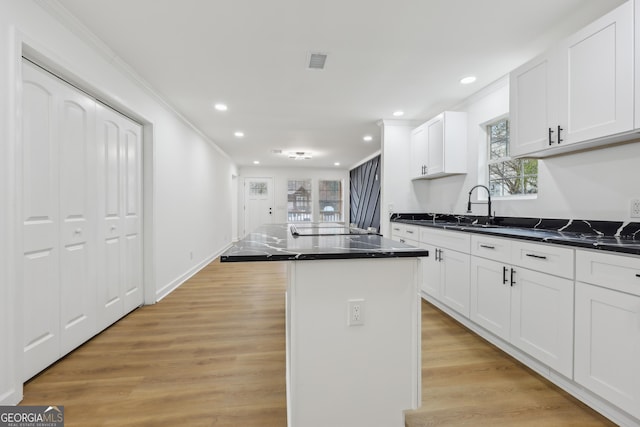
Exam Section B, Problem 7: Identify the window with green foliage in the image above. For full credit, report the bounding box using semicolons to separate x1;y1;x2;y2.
487;119;537;197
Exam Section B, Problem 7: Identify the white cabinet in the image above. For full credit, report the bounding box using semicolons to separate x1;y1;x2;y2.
420;227;470;317
390;223;419;246
470;234;574;378
574;250;640;420
410;111;466;179
510;1;634;158
509;267;574;378
409;123;428;179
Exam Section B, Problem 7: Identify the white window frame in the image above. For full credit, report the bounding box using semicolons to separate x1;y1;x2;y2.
481;116;538;201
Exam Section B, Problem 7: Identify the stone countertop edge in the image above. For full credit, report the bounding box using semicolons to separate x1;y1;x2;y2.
391;213;640;256
220;223;429;262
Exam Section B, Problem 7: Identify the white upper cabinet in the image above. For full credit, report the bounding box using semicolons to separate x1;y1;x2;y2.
409;123;428;179
510;1;634;158
410;111;467;179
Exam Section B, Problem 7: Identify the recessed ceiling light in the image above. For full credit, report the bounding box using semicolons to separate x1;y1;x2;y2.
253;160;260;165
334;162;341;166
234;131;244;138
214;103;228;111
363;135;373;142
460;75;477;85
392;111;404;117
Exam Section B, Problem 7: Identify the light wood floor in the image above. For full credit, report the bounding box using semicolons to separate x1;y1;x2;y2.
21;259;615;426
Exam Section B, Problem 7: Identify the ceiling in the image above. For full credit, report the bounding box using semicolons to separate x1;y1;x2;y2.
53;0;625;169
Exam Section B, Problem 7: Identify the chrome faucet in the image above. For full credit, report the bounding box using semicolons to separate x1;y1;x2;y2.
467;185;493;224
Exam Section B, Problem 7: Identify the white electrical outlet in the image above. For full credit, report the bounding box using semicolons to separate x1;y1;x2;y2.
631;199;640;218
347;299;365;326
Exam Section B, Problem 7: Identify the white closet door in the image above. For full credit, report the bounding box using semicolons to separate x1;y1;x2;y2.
122;121;143;313
21;60;143;380
96;104;143;330
22;61;60;380
58;81;97;355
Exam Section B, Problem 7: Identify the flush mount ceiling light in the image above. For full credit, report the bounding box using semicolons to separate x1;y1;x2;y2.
363;135;373;142
288;151;312;160
214;103;228;111
234;131;244;138
392;111;404;117
307;52;328;70
460;75;477;85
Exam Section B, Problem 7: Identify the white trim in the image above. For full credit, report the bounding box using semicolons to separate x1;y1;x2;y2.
421;293;640;427
33;0;233;162
155;244;232;302
349;150;381;170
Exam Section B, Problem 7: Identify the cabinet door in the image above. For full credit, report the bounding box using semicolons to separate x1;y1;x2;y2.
439;249;470;318
510;268;573;378
509;53;556;157
470;257;510;341
558;0;633;145
420;242;440;299
575;282;640;420
426;115;444;175
410;124;428;179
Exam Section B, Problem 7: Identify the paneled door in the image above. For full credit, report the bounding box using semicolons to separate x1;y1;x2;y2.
22;61;61;380
21;60;143;380
95;103;143;331
22;60;97;379
243;177;274;236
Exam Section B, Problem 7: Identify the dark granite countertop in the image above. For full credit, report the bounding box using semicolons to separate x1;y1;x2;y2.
220;223;429;262
391;213;640;256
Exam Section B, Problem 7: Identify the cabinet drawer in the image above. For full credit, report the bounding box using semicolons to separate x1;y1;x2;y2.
511;241;574;279
420;227;470;253
390;223;419;240
576;249;640;296
470;235;511;264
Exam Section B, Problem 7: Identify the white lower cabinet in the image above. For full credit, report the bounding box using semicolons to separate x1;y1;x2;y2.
408;223;640;425
420;228;471;317
470;235;574;378
575;250;640;421
509;267;574;378
439;249;471;317
470;257;511;341
419;242;440;299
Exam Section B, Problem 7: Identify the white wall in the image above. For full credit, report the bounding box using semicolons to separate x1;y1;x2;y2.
379;120;426;236
238;166;349;235
394;75;640;222
0;0;236;403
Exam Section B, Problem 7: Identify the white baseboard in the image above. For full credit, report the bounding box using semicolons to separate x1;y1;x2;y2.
155;243;232;302
421;292;640;427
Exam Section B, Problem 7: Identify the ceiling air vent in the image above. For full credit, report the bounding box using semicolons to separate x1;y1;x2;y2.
307;52;327;70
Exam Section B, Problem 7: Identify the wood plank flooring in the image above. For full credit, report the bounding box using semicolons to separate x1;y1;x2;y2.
21;259;615;426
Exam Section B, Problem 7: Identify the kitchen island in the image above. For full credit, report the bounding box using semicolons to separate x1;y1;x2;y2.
221;224;428;427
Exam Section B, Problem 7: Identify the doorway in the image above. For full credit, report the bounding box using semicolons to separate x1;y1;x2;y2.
243;177;274;236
